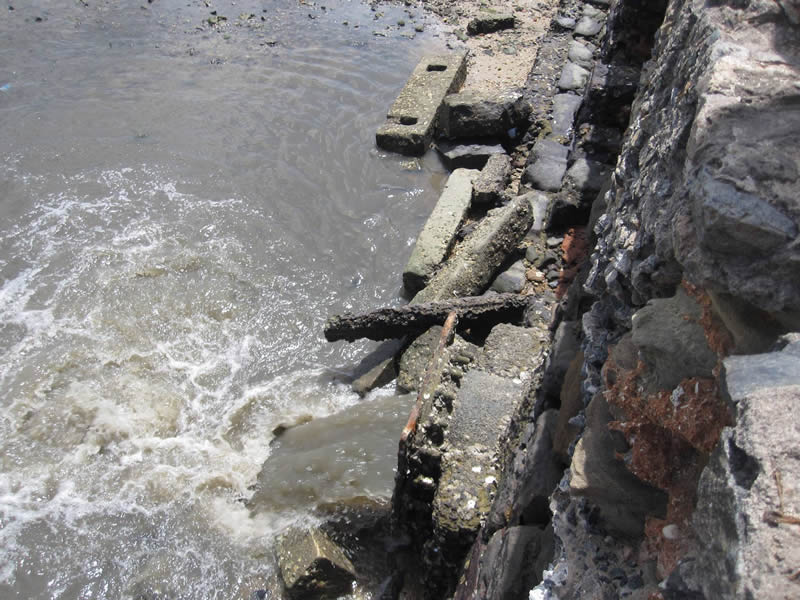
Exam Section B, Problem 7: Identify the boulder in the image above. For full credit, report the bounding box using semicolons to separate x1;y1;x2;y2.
558;63;591;92
472;153;512;205
692;341;800;599
522;139;569;192
570;394;667;537
276;527;356;600
441;89;529;139
631;286;718;391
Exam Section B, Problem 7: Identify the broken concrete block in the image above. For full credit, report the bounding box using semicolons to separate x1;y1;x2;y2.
413;197;532;303
440;88;529;139
472;153;512;205
404;168;479;293
276;527;356;600
376;52;468;155
436;141;506;170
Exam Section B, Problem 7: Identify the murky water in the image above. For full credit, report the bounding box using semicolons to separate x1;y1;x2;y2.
0;1;449;597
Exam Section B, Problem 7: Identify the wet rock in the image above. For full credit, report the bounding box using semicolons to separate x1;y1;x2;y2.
563;158;610;200
440;88;529;140
574;16;602;37
557;63;590;92
413;197;533;303
693;342;800;599
435;141;506;170
403;168;479;293
570;394;667;537
472;153;512;205
466;11;515;35
550;93;583;137
351;357;397;396
522;139;569;192
631;287;717;392
490;260;526;293
276;527;356;600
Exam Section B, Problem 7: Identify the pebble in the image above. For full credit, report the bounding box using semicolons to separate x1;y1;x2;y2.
546;236;563;248
575;16;602;37
555;16;576;30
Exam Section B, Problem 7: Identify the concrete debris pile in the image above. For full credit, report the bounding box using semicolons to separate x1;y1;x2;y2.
303;0;800;598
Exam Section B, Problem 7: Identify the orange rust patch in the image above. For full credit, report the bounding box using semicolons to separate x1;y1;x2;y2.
555;226;589;298
682;281;734;356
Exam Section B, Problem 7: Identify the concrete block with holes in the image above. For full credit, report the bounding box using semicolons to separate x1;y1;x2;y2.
376;51;468;156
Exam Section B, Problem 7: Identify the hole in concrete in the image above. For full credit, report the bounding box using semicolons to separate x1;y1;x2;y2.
426;64;447;72
728;437;760;490
400;116;418;125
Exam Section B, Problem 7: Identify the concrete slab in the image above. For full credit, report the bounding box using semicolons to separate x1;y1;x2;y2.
403;169;479;293
376;52;468;156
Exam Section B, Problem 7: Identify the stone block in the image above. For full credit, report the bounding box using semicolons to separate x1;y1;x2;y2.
351;357;397;397
522;139;569;192
558;63;590;92
551;93;583;137
490;259;526;294
574;16;603;37
404;168;479;292
570;394;667;537
693;342;800;599
376;52;468;155
567;40;594;69
472;153;512;205
631;287;718;391
435;141;506;170
441;88;529;139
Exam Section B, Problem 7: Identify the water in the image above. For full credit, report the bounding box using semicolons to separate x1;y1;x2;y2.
0;1;449;597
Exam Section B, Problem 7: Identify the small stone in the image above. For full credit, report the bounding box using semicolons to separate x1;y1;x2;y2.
526;268;545;283
558;63;590;92
662;524;680;539
575;16;602;37
490;260;527;293
546;236;563;248
555;16;576;30
567;40;594;69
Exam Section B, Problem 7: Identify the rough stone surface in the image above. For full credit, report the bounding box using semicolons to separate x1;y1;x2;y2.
574;16;602;37
557;62;590;92
563;157;610;200
436;141;507;170
376;52;468;155
630;287;718;391
567;40;594;69
522;139;569;192
472;153;512;205
553;351;584;461
440;88;529;139
570;394;667;537
488;410;562;530
404;168;479;293
550;93;583;137
276;527;356;600
489;260;526;293
454;526;550;600
473;323;548;380
541;320;581;401
397;326;476;393
587;0;800;314
413;197;533;303
692;343;800;599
